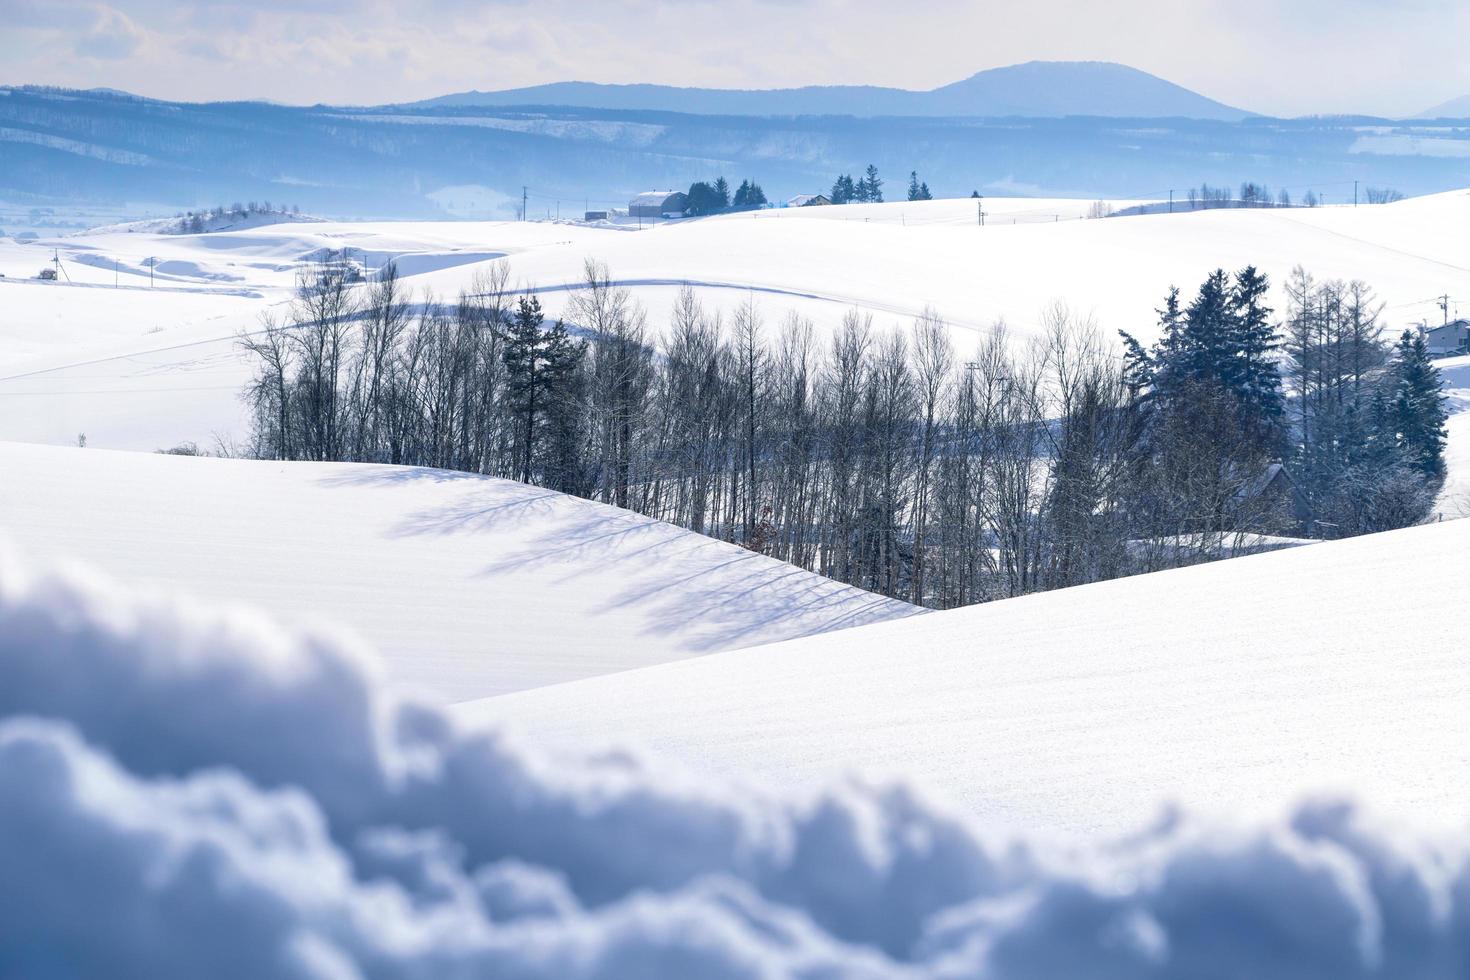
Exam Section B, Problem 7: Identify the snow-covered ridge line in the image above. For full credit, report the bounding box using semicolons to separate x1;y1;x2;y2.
0;443;919;702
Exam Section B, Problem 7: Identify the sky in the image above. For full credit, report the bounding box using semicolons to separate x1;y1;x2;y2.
2;0;1466;117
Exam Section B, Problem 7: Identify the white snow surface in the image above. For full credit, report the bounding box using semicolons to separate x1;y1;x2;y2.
0;442;917;702
465;515;1470;839
3;191;1468;452
8;536;1470;977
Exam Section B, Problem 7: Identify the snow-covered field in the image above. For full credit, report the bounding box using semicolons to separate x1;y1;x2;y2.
3;192;1468;452
5;192;1470;975
0;442;916;702
467;514;1470;839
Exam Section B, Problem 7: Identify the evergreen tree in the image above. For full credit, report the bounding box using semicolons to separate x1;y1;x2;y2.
1388;330;1448;479
502;296;587;485
908;171;922;201
831;174;856;204
732;180;766;210
539;320;589;494
862;164;883;203
1228;265;1286;451
502;297;545;483
919;181;932;200
685;181;722;216
713;176;731;210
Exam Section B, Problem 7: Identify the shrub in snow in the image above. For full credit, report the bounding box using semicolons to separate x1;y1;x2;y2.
2;546;1470;977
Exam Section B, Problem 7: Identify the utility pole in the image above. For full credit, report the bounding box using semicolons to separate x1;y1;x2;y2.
521;186;527;222
1440;294;1451;328
1168;189;1173;214
1354;180;1358;207
977;196;985;226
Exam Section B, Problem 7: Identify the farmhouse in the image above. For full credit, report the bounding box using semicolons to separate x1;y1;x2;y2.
1422;319;1469;357
628;191;689;220
787;194;833;208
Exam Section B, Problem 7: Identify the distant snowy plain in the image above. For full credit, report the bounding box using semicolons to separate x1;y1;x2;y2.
3;192;1467;455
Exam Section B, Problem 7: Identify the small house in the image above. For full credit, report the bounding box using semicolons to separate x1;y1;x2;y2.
584;210;610;222
628;191;689;220
787;194;832;208
1422;319;1469;357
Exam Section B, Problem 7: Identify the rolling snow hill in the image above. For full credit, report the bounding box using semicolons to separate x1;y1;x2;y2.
418;61;1251;120
0;442;918;703
2;191;1468;457
464;514;1470;839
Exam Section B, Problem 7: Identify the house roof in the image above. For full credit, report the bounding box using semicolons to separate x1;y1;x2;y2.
629;191;682;207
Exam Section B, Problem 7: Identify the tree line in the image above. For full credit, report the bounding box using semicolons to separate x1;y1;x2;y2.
239;259;1448;609
684;177;768;216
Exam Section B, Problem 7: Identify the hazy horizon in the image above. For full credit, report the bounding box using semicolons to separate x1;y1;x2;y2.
3;0;1466;118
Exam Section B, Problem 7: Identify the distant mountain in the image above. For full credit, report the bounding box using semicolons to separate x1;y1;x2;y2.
412;61;1251;121
5;85;1470;228
1418;95;1470;119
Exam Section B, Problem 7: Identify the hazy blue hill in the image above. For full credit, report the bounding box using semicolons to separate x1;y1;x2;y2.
1418;95;1470;119
3;86;1469;227
413;61;1250;121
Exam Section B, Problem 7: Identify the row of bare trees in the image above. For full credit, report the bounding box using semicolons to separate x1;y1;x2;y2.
239;258;1441;609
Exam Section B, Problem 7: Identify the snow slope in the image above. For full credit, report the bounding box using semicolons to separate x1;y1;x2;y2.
3;191;1468;452
0;442;917;702
465;515;1470;839
11;538;1470;978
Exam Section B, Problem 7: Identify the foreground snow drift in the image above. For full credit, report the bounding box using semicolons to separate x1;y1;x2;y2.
470;516;1470;838
0;443;916;702
5;543;1470;977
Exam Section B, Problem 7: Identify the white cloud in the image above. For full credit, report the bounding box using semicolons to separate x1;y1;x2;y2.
75;6;146;60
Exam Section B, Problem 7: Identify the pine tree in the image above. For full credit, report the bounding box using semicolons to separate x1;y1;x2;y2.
863;164;883;203
919;181;932;200
908;171;922;201
502;297;588;487
539;320;589;494
831;174;856;204
685;181;721;216
1228;265;1286;452
1388;330;1448;479
502;296;546;483
733;179;765;210
713;176;731;210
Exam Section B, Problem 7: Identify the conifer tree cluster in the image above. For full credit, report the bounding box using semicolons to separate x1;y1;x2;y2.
830;165;885;204
684;176;766;214
1122;266;1446;540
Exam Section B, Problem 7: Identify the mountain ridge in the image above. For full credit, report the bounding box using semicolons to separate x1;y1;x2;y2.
1419;94;1470;118
408;60;1252;120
